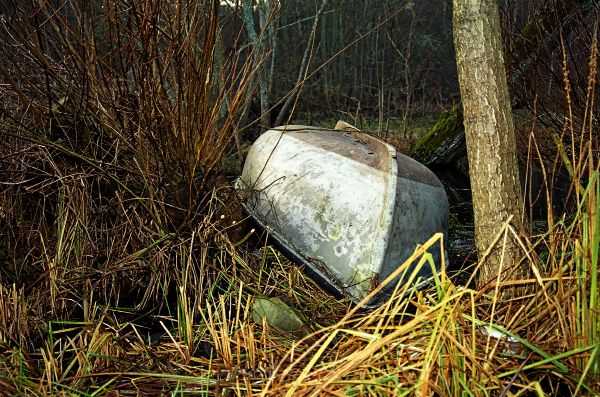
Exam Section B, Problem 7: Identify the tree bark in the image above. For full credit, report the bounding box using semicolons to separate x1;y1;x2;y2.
453;0;526;288
242;0;271;130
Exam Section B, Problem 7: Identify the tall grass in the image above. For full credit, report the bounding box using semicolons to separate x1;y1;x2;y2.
0;0;599;396
0;0;256;342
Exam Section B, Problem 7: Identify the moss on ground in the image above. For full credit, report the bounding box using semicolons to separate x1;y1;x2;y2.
411;106;464;162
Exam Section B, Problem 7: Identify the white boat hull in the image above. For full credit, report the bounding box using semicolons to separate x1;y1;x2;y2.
236;125;448;305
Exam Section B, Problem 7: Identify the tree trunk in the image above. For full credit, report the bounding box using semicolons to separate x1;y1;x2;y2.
452;0;526;288
242;0;271;130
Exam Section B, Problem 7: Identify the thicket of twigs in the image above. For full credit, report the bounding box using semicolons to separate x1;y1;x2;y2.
0;1;599;395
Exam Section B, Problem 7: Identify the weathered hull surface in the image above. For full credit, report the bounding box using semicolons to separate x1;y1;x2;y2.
236;125;448;306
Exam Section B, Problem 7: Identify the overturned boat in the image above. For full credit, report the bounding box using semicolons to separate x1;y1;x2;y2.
236;125;448;306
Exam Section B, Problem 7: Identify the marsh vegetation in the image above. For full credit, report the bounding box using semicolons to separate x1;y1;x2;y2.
0;0;599;395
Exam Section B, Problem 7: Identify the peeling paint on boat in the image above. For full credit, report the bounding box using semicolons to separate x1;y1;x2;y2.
236;125;448;305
